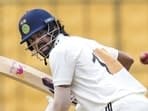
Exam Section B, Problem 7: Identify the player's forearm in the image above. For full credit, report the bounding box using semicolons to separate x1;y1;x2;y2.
118;51;134;70
118;58;134;70
53;101;70;111
51;86;71;111
46;99;70;111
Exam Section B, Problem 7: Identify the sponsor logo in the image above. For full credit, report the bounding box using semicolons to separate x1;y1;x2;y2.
10;62;24;75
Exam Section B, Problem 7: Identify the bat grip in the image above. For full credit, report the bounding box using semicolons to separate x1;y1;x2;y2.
42;77;54;90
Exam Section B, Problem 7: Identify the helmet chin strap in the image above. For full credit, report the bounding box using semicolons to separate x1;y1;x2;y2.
44;58;48;65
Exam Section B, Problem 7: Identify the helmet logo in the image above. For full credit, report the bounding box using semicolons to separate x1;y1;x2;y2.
21;24;30;34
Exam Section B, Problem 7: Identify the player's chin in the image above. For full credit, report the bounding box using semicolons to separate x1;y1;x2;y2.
40;48;50;58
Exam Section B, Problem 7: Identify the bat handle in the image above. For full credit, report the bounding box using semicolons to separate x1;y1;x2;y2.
42;77;54;93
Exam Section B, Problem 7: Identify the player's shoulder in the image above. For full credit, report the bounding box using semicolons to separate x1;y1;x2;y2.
68;35;98;46
50;35;83;57
54;35;85;49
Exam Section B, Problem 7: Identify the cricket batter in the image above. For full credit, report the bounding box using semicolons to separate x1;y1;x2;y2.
18;9;148;111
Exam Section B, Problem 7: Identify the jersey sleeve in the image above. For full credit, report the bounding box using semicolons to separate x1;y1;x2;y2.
49;44;81;86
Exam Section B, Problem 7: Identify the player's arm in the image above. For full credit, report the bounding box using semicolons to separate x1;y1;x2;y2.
47;85;71;111
100;44;134;71
117;51;134;70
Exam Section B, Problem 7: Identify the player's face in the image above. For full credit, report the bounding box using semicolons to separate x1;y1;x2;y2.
28;30;52;58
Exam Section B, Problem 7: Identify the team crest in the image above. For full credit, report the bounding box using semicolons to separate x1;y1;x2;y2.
21;23;30;34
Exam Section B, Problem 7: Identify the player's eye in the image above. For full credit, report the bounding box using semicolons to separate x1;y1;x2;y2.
28;38;33;43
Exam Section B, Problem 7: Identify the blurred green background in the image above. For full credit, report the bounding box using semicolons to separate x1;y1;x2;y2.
0;0;148;111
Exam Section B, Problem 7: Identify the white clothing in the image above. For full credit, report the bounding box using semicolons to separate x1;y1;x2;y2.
111;93;148;111
48;34;147;111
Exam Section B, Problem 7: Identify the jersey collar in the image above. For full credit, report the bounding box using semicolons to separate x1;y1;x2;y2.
53;33;65;47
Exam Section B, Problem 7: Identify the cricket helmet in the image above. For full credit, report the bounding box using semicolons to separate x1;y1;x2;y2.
19;8;56;44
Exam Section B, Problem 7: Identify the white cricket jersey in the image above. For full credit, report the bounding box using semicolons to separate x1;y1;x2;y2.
49;34;146;111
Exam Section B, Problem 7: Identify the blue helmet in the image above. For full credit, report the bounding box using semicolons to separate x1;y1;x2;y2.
19;9;56;44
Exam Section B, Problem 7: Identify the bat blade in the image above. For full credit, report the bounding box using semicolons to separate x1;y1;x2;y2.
0;56;53;95
0;56;77;105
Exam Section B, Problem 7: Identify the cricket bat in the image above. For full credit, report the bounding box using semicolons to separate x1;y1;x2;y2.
0;56;77;105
